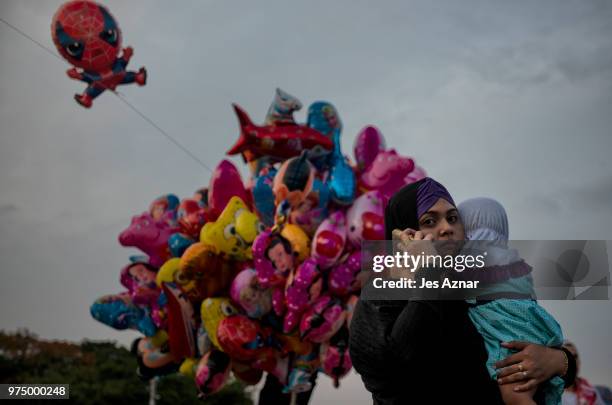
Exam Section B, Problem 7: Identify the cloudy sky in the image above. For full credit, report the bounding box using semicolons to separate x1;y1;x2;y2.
1;0;611;402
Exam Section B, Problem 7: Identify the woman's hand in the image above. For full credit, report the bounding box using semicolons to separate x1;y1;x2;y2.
494;341;566;392
393;229;435;254
391;229;435;277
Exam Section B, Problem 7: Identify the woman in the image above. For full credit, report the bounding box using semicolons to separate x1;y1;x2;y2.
349;178;575;404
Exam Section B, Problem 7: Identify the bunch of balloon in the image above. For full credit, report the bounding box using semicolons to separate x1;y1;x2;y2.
90;87;426;397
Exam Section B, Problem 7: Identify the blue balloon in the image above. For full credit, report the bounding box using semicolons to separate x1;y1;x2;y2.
168;233;195;257
90;294;157;337
253;167;277;227
129;254;150;264
328;128;356;205
312;177;331;212
307;101;342;137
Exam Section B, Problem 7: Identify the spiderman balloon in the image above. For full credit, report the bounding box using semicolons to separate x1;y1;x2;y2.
51;1;147;108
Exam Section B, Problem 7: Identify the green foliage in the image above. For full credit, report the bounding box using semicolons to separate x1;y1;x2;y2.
0;330;253;405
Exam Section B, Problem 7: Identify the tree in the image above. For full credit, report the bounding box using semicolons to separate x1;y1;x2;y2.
0;330;253;405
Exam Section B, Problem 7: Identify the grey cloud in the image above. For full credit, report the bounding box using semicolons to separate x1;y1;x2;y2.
1;0;612;399
0;203;18;215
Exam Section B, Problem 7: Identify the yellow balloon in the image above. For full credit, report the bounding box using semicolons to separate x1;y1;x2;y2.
156;258;181;287
200;297;239;350
281;224;311;263
150;329;168;348
179;357;198;377
200;196;263;260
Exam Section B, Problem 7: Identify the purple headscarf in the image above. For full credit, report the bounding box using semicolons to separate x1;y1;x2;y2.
416;178;455;218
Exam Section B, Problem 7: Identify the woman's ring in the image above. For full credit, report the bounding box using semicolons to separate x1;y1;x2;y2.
518;364;523;372
522;371;528;378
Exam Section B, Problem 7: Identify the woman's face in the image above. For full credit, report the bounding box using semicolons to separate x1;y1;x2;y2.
417;198;465;241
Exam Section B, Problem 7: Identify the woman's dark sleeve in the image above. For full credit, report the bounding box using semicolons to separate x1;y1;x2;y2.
391;300;504;404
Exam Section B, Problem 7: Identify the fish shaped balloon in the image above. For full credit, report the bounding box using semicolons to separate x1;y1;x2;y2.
227;104;333;163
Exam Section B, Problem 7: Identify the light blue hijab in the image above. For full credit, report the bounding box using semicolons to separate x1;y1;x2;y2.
458;197;519;266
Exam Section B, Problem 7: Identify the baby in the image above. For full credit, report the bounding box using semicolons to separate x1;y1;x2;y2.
458;197;564;405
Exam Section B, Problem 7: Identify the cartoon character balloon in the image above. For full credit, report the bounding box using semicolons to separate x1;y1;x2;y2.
319;326;352;387
265;88;302;126
176;198;206;239
51;1;147;108
120;262;159;306
404;164;427;184
311;210;347;268
307;101;356;205
163;283;196;359
200;196;264;260
90;292;157;336
195;350;231;398
346;190;385;246
289;178;331;236
217;314;279;362
252;166;277;227
131;335;178;380
179;242;238;302
200;298;240;350
229;268;273;319
299;295;346;343
307;101;342;139
253;230;300;315
118;212;179;268
253;231;296;288
273;152;315;208
359;149;415;201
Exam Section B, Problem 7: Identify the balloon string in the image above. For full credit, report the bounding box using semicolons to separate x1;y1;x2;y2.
0;16;213;174
113;93;214;173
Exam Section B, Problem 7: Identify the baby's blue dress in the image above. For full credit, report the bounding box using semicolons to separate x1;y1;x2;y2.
467;275;564;405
